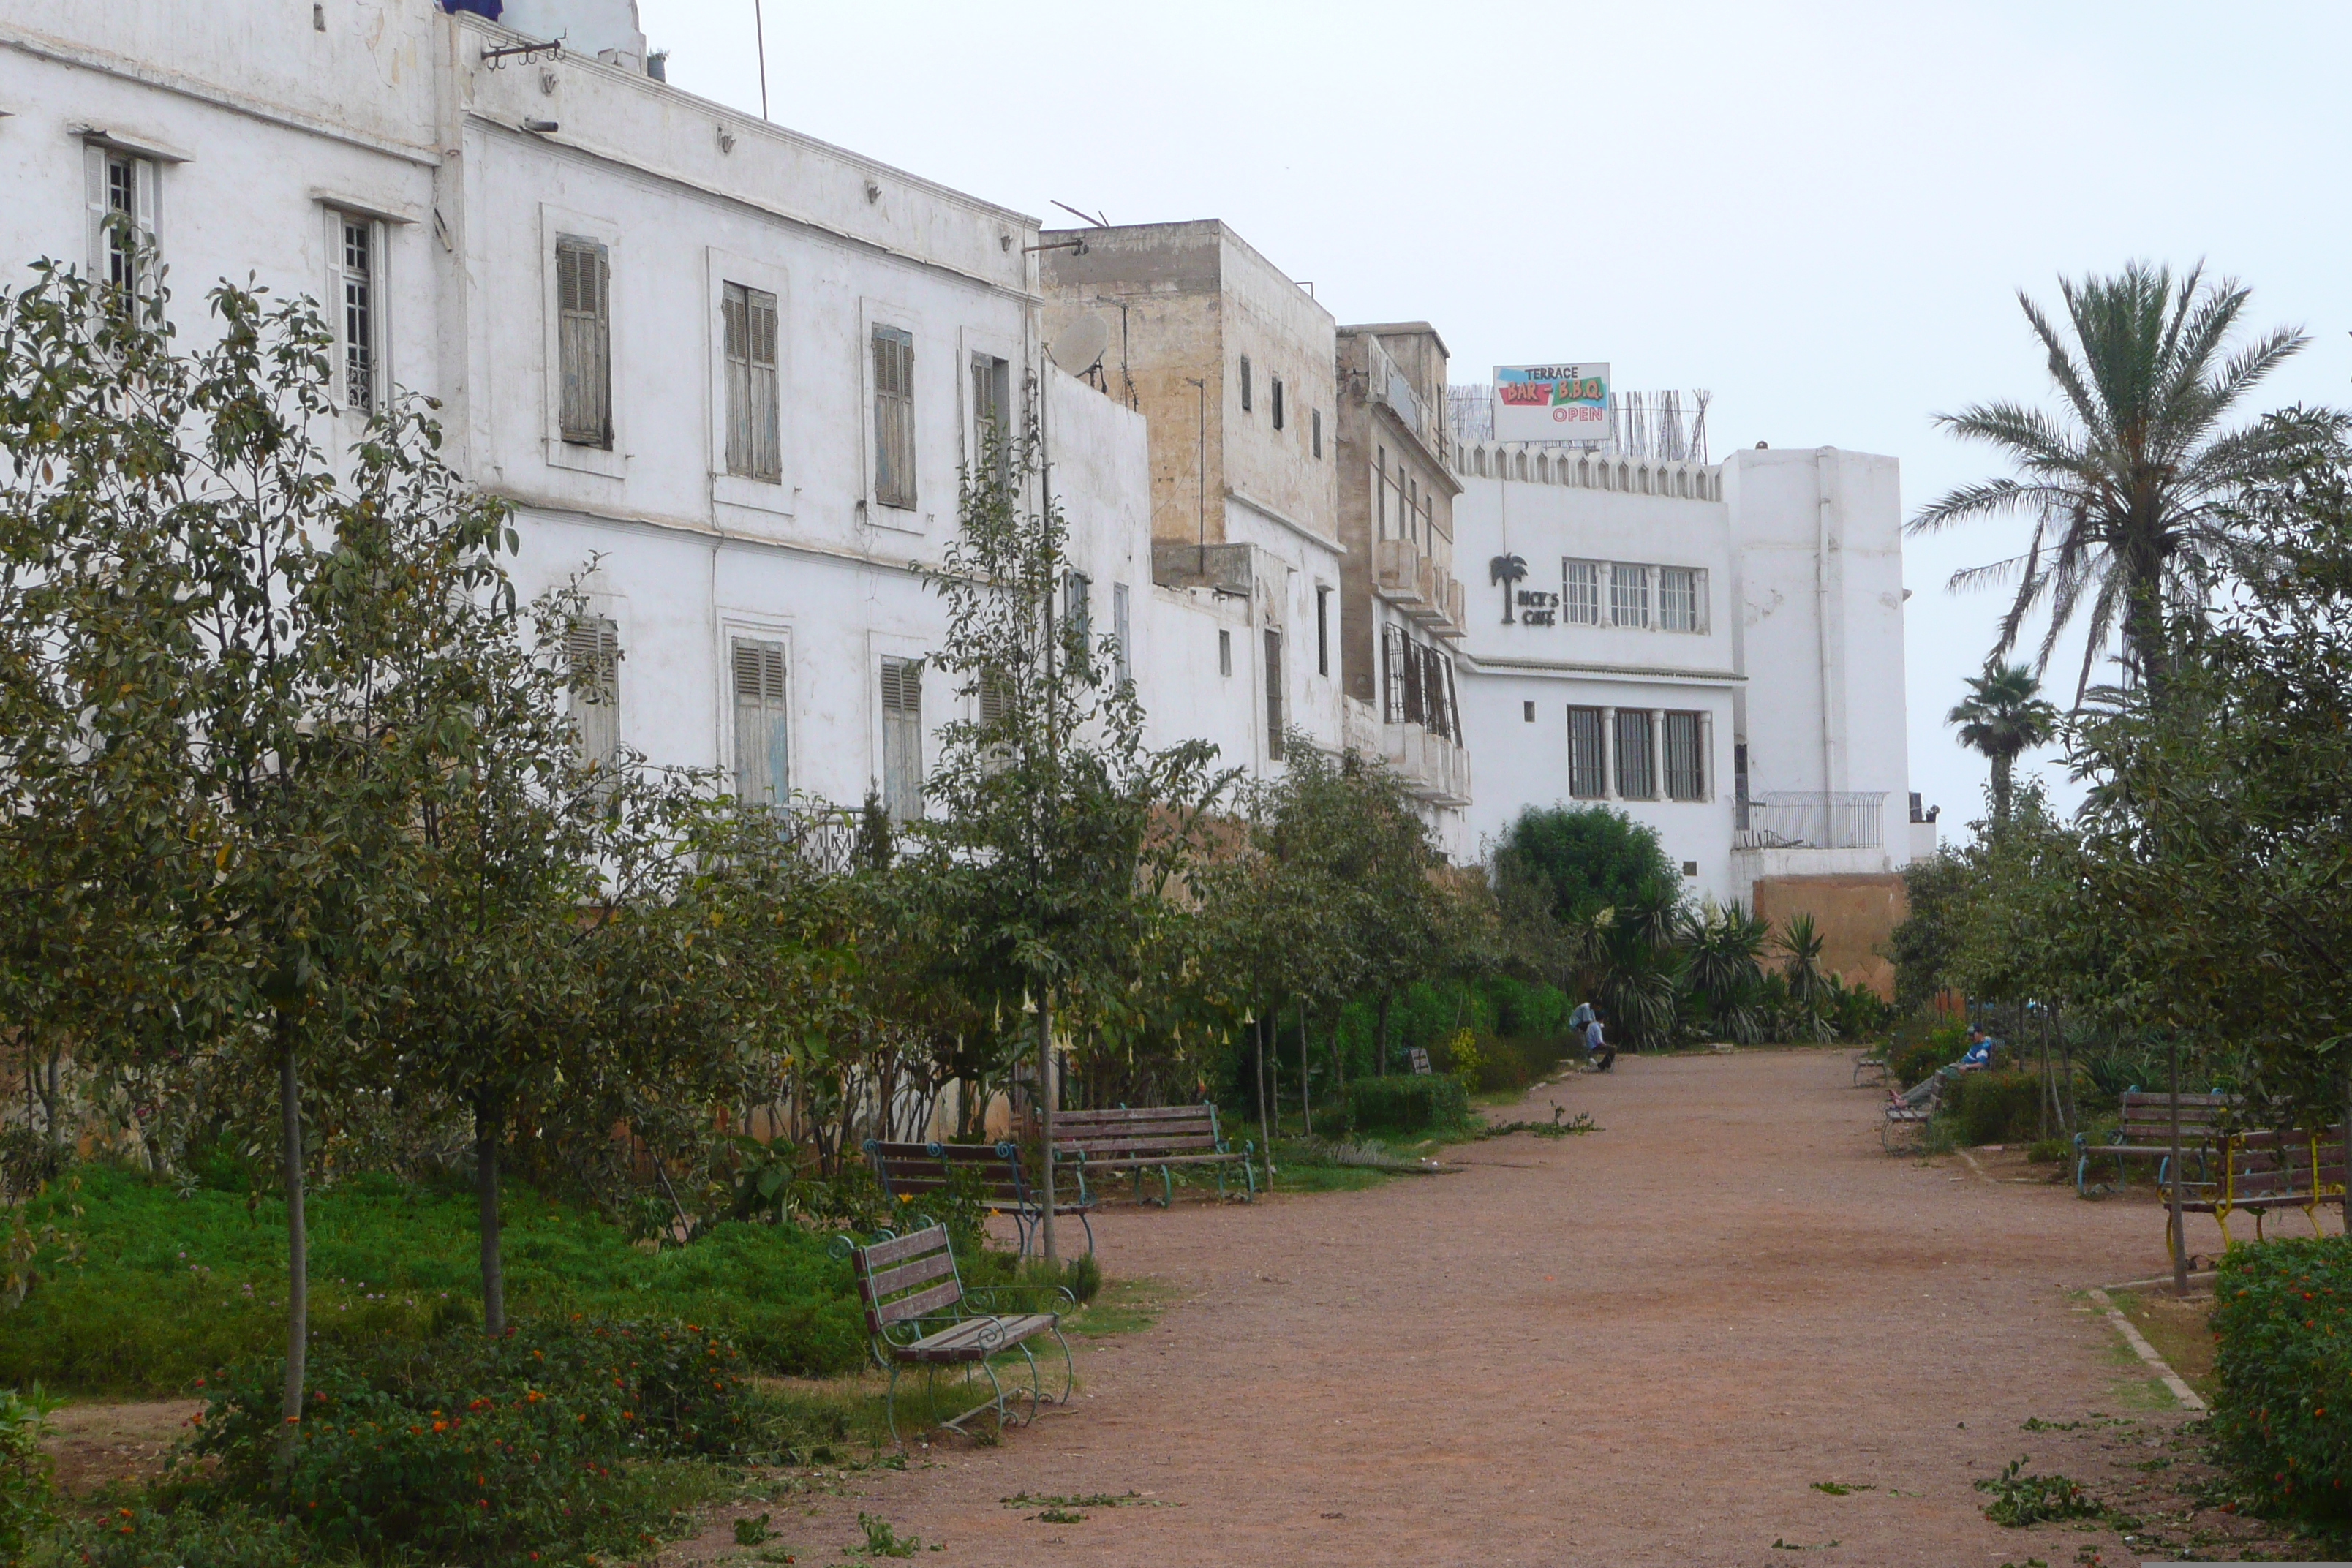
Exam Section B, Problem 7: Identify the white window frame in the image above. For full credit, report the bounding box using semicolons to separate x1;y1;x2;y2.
1657;565;1709;633
1563;559;1601;626
323;208;388;416
719;615;794;807
541;204;625;480
703;249;791;516
83;140;162;299
1112;581;1132;687
1609;562;1650;629
860;297;927;533
730;633;792;810
877;652;924;823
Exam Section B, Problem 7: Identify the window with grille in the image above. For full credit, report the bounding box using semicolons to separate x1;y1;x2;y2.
1112;583;1131;687
1239;355;1251;413
871;325;915;506
1609;563;1648;628
1264;628;1284;760
1271;376;1285;431
1659;566;1703;632
970;353;1011;475
1563;560;1600;625
1664;710;1705;800
1401;635;1425;725
566;617;622;769
717;282;780;481
555;237;611;448
731;636;789;806
1568;706;1607;798
333;214;377;413
1614;709;1656;798
88;148;157;299
879;656;922;821
1419;645;1448;738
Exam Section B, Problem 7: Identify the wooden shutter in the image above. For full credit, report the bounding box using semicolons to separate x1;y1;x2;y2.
873;326;914;508
557;238;611;448
1264;627;1284;760
732;637;789;805
723;283;780;482
977;668;1010;727
565;617;622;767
1112;583;1131;687
879;657;922;821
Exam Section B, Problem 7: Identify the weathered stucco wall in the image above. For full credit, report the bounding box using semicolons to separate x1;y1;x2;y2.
1751;872;1910;999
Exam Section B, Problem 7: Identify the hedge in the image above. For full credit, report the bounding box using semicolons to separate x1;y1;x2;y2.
2209;1235;2352;1521
1344;1074;1469;1132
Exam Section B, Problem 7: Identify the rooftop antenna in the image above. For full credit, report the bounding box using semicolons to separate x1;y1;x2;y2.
1051;200;1109;227
753;0;769;120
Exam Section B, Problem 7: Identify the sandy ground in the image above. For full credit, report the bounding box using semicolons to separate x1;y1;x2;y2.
698;1046;2340;1568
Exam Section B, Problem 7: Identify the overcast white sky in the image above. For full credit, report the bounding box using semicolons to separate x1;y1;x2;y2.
641;0;2352;843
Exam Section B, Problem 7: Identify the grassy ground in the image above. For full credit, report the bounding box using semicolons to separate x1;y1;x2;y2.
2107;1286;2217;1404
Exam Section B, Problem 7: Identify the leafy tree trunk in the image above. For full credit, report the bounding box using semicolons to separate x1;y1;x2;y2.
277;1017;308;1454
474;1094;505;1338
1037;1000;1058;1264
1376;992;1392;1077
1297;998;1311;1137
1254;1015;1274;1179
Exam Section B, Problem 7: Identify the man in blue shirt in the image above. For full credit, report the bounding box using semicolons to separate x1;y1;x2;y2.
1585;1011;1616;1073
1896;1027;1995;1107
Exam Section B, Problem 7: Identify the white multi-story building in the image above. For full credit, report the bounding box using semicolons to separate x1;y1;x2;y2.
0;1;1253;823
1450;432;1931;974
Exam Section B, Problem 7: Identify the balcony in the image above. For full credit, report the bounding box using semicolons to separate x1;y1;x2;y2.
1373;538;1433;613
1381;720;1472;807
1151;540;1252;595
1732;791;1888;851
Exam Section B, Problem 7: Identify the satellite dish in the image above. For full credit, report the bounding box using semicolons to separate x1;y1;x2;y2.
1047;312;1110;377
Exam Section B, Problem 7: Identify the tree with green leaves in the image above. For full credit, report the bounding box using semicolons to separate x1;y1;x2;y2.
1947;662;2058;822
1911;263;2326;697
0;263;526;1434
917;422;1222;1261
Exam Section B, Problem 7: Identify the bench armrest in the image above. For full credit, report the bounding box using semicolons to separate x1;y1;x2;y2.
963;1284;1077;1317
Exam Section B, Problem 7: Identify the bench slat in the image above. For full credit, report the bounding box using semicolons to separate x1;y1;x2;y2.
1066;1151;1244;1169
874;1277;963;1325
859;1226;949;1269
1055;1134;1224;1154
864;1251;958;1300
1056;1107;1217;1123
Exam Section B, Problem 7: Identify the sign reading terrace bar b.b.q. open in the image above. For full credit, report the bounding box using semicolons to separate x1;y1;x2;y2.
1493;363;1609;443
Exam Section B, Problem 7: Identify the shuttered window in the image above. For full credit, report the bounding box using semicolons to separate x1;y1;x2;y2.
1264;628;1284;760
1665;710;1706;800
970;353;1011;477
872;325;914;508
1112;582;1131;687
556;236;612;448
879;657;922;821
1063;571;1090;650
1567;707;1607;798
723;282;781;482
565;617;622;769
1615;709;1656;799
731;637;790;807
977;668;1012;728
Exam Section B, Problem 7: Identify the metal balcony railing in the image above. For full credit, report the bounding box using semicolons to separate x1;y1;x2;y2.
1732;791;1887;851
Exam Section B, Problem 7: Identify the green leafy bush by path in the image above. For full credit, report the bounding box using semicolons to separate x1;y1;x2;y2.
2209;1235;2352;1521
1345;1074;1468;1132
1888;1020;1968;1088
1943;1070;2054;1145
0;1386;60;1560
0;1166;866;1394
34;1501;314;1568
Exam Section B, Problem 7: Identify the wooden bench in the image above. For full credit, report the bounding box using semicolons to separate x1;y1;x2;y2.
837;1222;1073;1445
2073;1090;2237;1197
2174;1127;2348;1255
863;1138;1095;1259
1051;1104;1256;1207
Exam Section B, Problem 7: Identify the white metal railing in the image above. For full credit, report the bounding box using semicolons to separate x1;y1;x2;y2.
1733;791;1886;851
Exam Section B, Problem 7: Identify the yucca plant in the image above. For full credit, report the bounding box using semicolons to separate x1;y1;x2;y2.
1774;913;1837;1043
1683;902;1769;1043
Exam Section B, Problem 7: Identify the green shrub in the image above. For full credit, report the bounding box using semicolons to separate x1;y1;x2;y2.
0;1166;867;1393
1944;1071;2048;1145
193;1316;760;1564
34;1501;314;1568
0;1386;60;1561
2209;1235;2352;1521
1890;1020;1968;1088
1344;1074;1468;1132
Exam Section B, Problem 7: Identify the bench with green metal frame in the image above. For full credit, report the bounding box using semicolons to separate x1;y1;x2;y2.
863;1138;1095;1259
1051;1103;1255;1207
2073;1090;2236;1197
835;1221;1074;1447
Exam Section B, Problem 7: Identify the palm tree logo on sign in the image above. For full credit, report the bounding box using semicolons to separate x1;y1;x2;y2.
1490;554;1527;624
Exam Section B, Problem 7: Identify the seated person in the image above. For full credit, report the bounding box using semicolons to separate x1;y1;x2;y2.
1585;1014;1616;1073
1893;1028;1995;1107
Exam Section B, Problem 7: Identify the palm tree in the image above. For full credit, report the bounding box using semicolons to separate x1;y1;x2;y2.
1910;263;2313;697
1489;554;1526;624
1948;663;2057;822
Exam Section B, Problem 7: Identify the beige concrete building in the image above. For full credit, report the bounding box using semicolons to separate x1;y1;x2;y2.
1335;323;1471;838
1040;220;1346;771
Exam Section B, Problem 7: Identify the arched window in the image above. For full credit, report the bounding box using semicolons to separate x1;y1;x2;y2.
1575;456;1591;488
1533;453;1548;483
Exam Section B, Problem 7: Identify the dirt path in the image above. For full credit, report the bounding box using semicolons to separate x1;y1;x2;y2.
717;1047;2313;1566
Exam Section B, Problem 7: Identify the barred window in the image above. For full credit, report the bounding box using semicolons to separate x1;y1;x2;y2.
1659;566;1703;633
1609;563;1648;628
872;325;915;506
1381;627;1405;724
334;215;378;413
1664;710;1706;800
1567;707;1607;798
1614;708;1656;798
725;282;782;483
555;236;611;448
1563;560;1600;625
